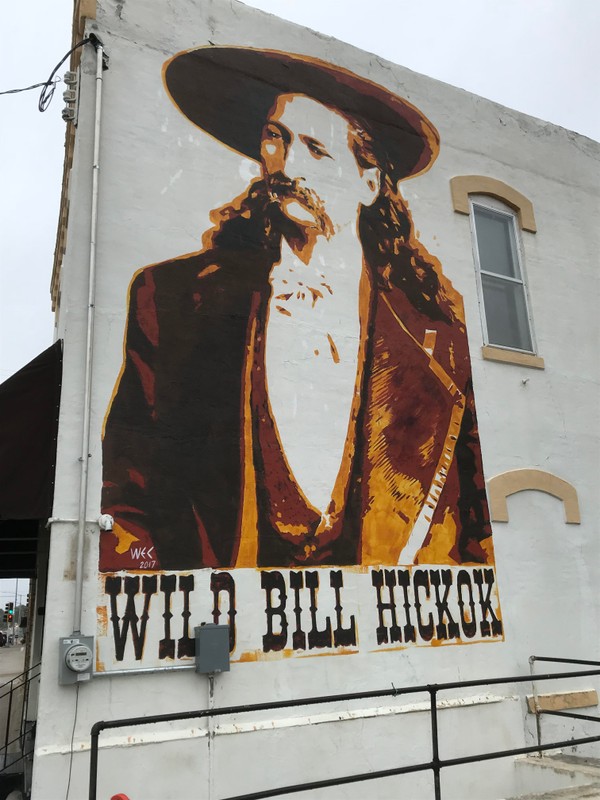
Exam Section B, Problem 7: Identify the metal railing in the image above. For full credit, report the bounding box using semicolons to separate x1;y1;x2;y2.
0;661;41;775
89;655;600;800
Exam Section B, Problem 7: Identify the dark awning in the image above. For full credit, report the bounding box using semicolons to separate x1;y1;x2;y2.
0;342;62;577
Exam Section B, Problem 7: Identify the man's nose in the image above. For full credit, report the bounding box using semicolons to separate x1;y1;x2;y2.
279;143;308;183
261;133;288;176
262;138;306;182
269;147;287;176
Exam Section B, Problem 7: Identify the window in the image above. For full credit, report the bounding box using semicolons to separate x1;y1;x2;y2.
450;175;542;368
471;198;535;353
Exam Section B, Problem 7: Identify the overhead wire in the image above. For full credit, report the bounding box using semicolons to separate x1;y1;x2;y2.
0;79;59;96
0;37;91;111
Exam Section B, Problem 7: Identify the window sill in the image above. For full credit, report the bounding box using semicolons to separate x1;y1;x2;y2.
481;345;545;369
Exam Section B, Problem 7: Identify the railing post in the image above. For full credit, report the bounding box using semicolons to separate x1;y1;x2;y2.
529;656;542;755
89;724;101;800
430;686;441;800
21;671;30;750
4;677;14;765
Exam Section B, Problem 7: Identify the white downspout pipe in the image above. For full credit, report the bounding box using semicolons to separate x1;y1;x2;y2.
73;36;106;634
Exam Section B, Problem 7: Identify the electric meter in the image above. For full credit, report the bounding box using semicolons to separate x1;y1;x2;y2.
58;635;94;684
65;643;93;672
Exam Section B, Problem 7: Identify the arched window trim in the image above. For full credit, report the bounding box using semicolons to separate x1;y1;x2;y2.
487;469;580;524
450;175;536;232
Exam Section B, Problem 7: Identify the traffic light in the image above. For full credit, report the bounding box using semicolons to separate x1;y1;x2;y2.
5;603;13;621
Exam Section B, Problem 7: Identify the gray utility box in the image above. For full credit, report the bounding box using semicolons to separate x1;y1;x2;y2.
58;635;95;684
195;624;230;673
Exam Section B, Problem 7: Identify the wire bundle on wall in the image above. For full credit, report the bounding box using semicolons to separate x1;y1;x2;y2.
0;37;91;111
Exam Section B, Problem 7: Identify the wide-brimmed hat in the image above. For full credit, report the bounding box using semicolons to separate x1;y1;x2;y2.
163;46;439;182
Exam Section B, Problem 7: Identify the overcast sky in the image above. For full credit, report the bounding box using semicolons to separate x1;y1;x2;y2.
1;0;598;598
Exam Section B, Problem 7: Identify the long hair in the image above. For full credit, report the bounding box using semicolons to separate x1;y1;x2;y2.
348;115;455;324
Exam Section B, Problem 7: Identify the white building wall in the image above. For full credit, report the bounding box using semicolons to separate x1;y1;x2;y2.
32;1;600;798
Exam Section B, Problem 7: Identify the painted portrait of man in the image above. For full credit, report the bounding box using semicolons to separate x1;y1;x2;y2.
100;47;492;572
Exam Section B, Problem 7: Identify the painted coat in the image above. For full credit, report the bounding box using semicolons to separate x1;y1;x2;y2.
101;245;492;572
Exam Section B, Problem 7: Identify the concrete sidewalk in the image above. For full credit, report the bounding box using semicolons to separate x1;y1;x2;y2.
1;645;28;772
510;785;600;799
0;646;25;685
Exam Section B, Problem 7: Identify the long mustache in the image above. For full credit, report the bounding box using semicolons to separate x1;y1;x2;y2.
264;172;334;238
203;175;334;256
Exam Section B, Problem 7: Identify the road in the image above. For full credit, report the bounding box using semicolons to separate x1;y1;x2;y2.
0;645;27;766
0;646;25;685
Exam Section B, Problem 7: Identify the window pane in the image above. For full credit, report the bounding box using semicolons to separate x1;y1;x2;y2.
481;273;533;351
474;205;520;278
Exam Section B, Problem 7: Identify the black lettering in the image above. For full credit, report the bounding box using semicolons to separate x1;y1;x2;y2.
371;569;402;645
262;571;288;652
211;572;237;652
396;569;416;643
159;574;176;659
329;571;356;647
413;570;434;641
473;568;503;637
457;570;477;639
106;575;157;661
289;571;306;651
430;569;460;640
305;571;332;649
177;574;195;658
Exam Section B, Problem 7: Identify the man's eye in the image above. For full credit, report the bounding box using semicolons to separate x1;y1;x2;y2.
306;140;331;159
265;126;282;140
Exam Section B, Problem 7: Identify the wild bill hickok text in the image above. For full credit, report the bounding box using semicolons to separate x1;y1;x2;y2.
96;566;503;669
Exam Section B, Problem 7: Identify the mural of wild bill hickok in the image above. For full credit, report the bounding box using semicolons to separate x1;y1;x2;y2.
101;47;494;574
